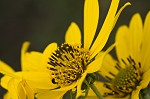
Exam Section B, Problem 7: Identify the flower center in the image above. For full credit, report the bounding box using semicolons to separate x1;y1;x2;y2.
104;56;142;97
47;43;90;87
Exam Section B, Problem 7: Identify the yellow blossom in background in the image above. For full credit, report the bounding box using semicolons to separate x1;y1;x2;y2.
0;57;35;99
88;12;150;99
0;0;130;98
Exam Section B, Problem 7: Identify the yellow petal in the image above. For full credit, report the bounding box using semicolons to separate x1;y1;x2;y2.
21;51;44;72
111;2;131;30
87;43;116;73
76;72;87;98
1;75;13;89
84;0;99;49
90;0;120;58
139;69;150;89
54;81;78;91
0;60;14;74
17;80;34;99
35;90;66;99
3;92;11;99
42;43;57;68
90;1;131;59
116;13;142;67
131;86;142;99
21;41;30;71
128;13;143;62
21;72;58;89
21;41;44;71
115;25;130;62
0;61;19;78
98;53;118;80
65;22;81;45
87;81;129;99
7;78;20;99
141;11;150;72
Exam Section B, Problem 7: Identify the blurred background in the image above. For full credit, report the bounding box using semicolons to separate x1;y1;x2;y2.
0;0;150;98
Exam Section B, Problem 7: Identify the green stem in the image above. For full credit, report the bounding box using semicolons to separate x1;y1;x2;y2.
139;93;143;99
143;94;150;99
84;80;104;99
70;90;72;99
90;83;104;99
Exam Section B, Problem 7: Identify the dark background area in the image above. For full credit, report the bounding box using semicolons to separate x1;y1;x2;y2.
0;0;150;98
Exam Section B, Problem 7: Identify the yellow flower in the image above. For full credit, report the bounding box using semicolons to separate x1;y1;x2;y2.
0;0;130;98
88;12;150;99
35;0;130;98
0;61;35;99
0;42;47;99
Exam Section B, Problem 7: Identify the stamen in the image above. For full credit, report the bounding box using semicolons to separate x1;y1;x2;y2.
109;72;116;77
105;76;113;81
104;56;142;98
121;59;126;65
47;43;90;87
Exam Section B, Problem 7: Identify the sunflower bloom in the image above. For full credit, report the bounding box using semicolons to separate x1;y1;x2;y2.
0;61;35;99
0;41;48;99
0;0;130;98
88;12;150;99
35;0;130;98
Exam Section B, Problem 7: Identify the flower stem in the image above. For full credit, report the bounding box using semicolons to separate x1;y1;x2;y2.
70;90;72;99
84;80;103;99
90;83;104;99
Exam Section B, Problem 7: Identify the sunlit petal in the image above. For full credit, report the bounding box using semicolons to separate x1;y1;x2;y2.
87;43;116;73
115;25;130;62
141;11;150;72
3;92;11;99
17;80;34;99
21;51;43;71
76;72;87;98
21;41;30;71
0;61;14;74
1;76;13;89
139;69;150;89
90;2;131;59
42;43;57;68
54;81;78;91
65;22;81;45
7;78;20;99
21;72;58;89
90;0;119;58
131;86;142;99
128;13;143;63
35;90;66;99
84;0;99;49
98;53;118;80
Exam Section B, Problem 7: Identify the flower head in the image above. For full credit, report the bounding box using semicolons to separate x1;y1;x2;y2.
0;61;35;99
41;0;130;98
89;11;150;99
0;0;130;98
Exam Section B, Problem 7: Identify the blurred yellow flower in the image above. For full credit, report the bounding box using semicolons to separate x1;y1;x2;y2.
0;59;35;99
88;12;150;99
0;0;130;98
0;41;60;99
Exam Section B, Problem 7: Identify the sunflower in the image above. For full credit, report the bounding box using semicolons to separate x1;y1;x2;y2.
88;12;150;99
35;0;130;98
0;42;46;99
0;0;130;98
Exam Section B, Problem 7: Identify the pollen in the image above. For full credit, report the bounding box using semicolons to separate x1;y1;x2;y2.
104;56;142;97
47;43;90;87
